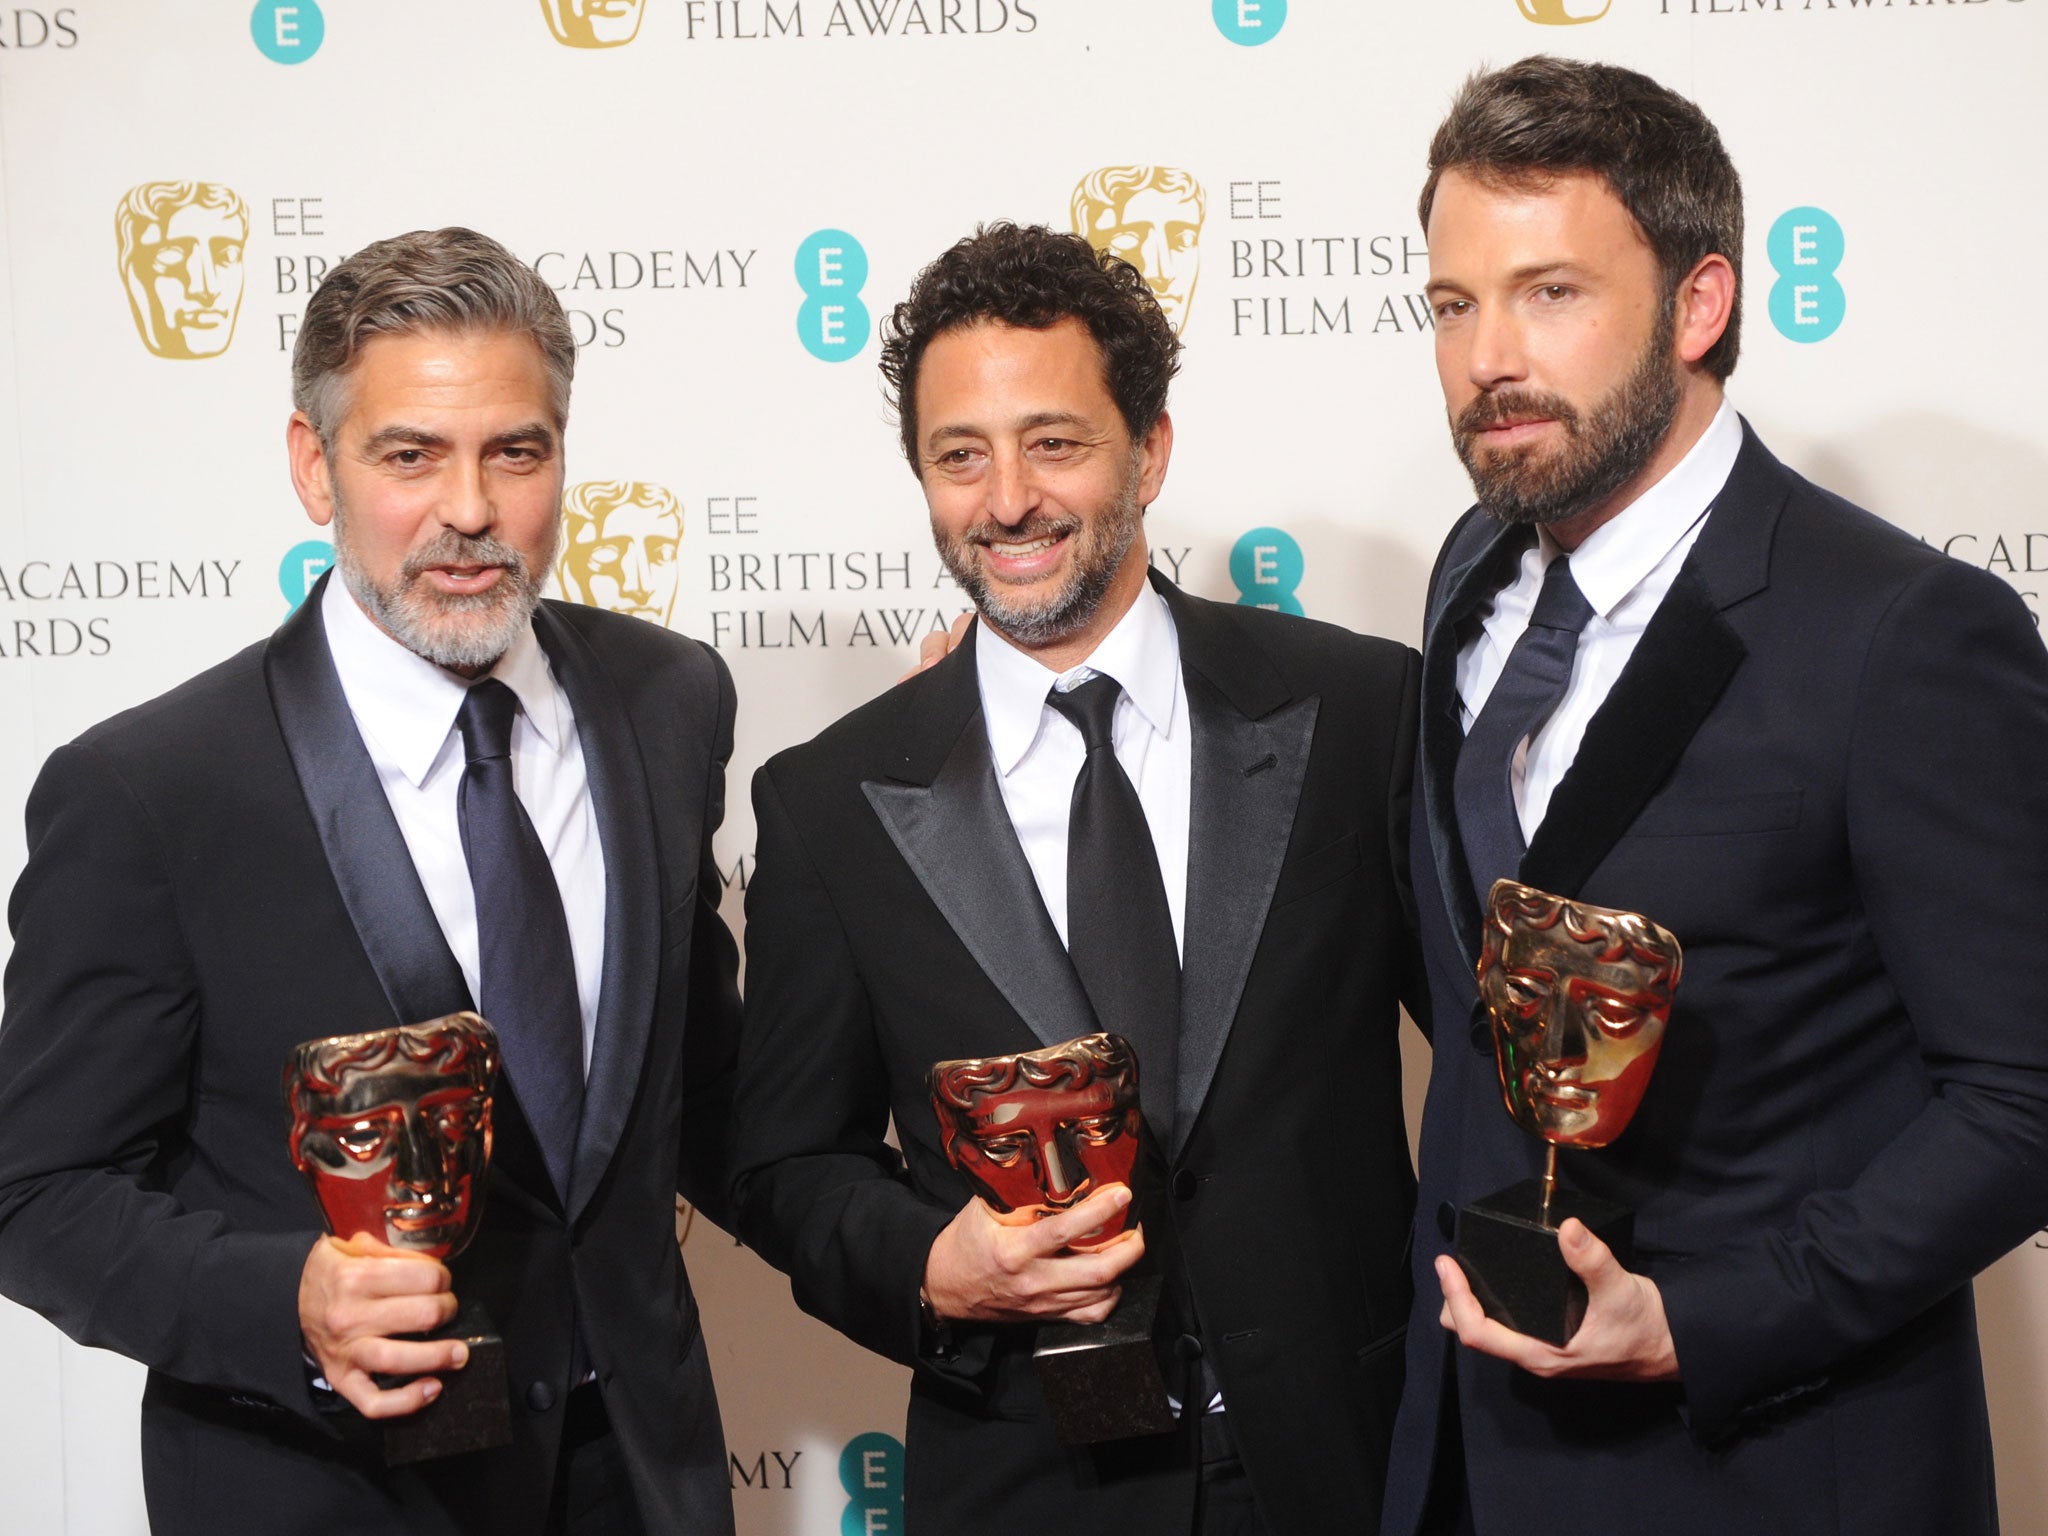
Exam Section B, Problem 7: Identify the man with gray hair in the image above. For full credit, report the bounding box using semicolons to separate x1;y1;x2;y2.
0;227;742;1536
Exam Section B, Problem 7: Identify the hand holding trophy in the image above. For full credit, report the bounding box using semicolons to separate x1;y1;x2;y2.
1454;881;1683;1347
929;1033;1177;1444
284;1011;513;1464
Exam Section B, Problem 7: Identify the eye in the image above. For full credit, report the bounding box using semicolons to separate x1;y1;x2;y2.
1071;1115;1125;1145
213;239;245;267
1504;974;1550;1015
1589;997;1648;1035
1534;284;1574;303
975;1135;1029;1164
389;449;427;468
334;1123;390;1160
1433;299;1472;321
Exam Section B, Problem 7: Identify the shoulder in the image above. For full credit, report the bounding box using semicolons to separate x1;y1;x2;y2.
1169;585;1418;699
761;659;936;794
1764;456;2023;620
69;637;273;772
544;600;730;700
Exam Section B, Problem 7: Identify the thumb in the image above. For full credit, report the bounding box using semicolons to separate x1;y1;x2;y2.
1557;1218;1622;1287
1040;1184;1134;1252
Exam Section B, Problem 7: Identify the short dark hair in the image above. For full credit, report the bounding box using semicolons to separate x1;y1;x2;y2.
1418;56;1744;381
878;221;1181;473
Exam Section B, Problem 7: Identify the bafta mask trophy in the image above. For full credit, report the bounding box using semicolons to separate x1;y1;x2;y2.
929;1034;1175;1445
284;1012;512;1464
1454;881;1683;1346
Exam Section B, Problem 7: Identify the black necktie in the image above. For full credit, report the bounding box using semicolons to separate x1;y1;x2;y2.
1454;555;1596;906
1047;675;1180;1142
456;679;584;1200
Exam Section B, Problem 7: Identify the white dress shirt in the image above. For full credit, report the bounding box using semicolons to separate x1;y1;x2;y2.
976;586;1192;959
321;577;607;1071
1456;397;1744;841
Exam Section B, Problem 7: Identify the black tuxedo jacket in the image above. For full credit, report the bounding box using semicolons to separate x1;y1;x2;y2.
0;578;741;1536
1383;424;2048;1536
733;574;1421;1536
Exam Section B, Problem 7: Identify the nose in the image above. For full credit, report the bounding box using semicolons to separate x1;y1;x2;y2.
618;542;653;606
391;1112;445;1194
986;445;1040;529
1034;1133;1090;1204
441;459;494;536
1538;991;1588;1069
185;251;219;307
1464;304;1529;393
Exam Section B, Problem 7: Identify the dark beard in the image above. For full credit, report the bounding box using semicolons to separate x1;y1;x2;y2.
1453;306;1681;527
933;476;1144;651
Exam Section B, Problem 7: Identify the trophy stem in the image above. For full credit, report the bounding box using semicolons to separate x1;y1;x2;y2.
1540;1144;1558;1227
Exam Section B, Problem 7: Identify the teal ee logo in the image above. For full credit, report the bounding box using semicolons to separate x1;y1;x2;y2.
252;0;324;63
1214;0;1286;45
839;1432;904;1536
797;230;871;362
1231;527;1304;615
1767;207;1844;344
280;539;333;614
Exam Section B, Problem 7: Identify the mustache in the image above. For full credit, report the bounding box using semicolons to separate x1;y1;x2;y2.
1453;388;1582;441
400;530;529;583
959;513;1083;548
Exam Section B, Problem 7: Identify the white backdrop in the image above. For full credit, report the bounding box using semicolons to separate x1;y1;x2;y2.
1;2;2044;1532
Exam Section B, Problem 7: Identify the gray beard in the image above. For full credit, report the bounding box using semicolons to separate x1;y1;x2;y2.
1453;305;1681;527
331;490;554;673
935;476;1144;651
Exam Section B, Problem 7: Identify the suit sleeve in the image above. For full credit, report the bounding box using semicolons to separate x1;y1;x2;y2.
1659;560;2048;1438
676;644;745;1232
728;763;956;1373
0;742;318;1417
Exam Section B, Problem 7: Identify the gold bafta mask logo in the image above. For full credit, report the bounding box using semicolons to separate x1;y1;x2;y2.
1071;166;1207;335
115;181;250;360
542;0;648;47
556;481;684;627
1518;0;1611;22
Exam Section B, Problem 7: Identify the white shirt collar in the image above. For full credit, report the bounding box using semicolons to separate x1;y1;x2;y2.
1543;397;1743;619
319;574;567;788
975;583;1182;777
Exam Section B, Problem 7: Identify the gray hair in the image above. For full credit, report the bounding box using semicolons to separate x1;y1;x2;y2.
291;227;575;446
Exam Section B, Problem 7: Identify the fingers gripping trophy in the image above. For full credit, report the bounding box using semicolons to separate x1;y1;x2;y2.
284;1011;513;1464
929;1033;1177;1445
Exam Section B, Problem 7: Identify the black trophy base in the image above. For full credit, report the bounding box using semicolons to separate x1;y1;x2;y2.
1033;1272;1177;1446
1454;1179;1635;1347
381;1299;513;1466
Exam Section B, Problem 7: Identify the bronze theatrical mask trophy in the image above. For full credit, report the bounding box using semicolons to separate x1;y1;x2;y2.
284;1011;513;1464
1454;880;1683;1346
929;1033;1177;1445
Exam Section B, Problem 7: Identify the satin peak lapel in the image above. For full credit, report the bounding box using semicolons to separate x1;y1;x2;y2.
1174;674;1316;1157
264;574;473;1032
534;605;664;1223
862;636;1098;1052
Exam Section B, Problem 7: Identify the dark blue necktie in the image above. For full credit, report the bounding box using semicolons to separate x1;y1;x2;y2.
456;679;584;1201
1047;675;1180;1142
1454;555;1596;907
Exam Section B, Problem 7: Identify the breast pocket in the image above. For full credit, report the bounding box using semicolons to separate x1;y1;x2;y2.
1268;831;1363;910
1627;790;1802;838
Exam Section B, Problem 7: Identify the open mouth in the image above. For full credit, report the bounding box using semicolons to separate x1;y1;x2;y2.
975;527;1073;580
422;564;507;597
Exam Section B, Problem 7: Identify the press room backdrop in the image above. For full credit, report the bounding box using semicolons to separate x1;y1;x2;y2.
1;2;2043;1531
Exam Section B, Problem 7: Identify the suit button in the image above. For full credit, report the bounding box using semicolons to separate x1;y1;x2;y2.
1173;1334;1203;1362
1437;1201;1457;1242
1170;1169;1199;1202
526;1381;556;1413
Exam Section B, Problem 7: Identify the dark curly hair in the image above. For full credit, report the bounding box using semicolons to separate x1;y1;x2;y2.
1418;57;1744;381
878;221;1181;475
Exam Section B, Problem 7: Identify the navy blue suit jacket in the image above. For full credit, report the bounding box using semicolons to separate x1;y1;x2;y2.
1382;423;2048;1536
